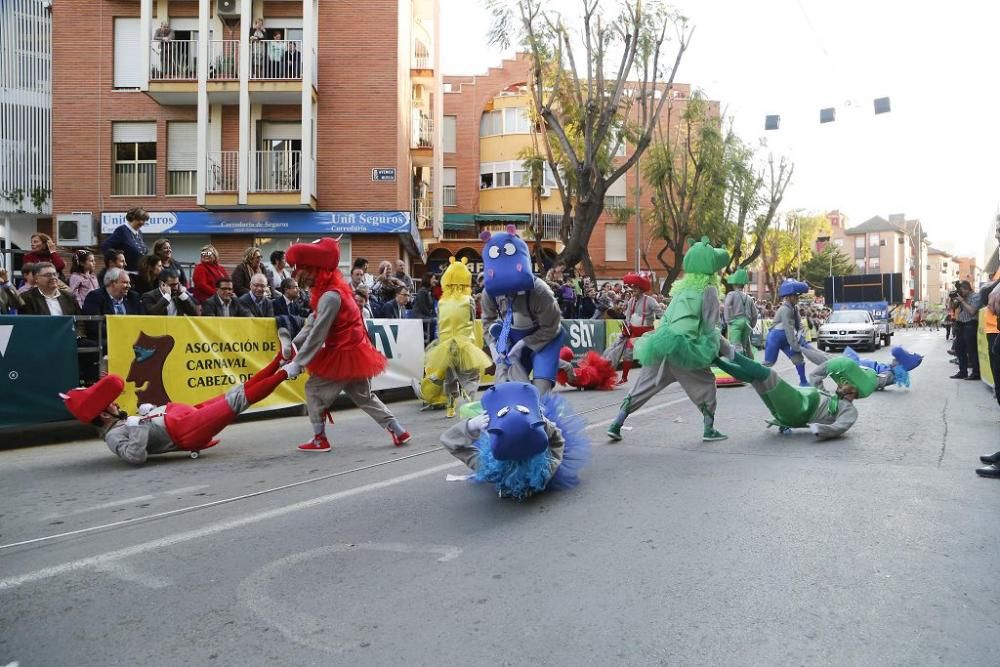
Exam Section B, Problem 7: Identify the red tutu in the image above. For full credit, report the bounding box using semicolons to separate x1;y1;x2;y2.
574;351;618;390
306;278;388;382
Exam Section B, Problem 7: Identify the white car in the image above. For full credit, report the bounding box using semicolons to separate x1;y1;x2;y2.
818;310;880;352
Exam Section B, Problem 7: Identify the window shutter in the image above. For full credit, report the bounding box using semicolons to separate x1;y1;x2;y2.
606;175;627;197
113;122;157;143
168;122;197;170
443;167;456;187
261;122;302;141
605;224;627;262
442;116;457;153
114;18;144;88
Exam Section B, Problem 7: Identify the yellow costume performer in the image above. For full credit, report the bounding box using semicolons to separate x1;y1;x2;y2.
413;257;493;417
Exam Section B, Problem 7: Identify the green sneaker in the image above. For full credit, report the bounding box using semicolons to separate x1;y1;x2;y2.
702;429;728;442
606;422;623;441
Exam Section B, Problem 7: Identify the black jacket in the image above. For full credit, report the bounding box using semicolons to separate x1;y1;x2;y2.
83;287;145;316
239;292;274;317
141;288;199;316
201;295;250;317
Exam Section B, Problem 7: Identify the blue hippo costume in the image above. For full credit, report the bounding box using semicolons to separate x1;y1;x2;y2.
439;382;590;500
479;226;564;394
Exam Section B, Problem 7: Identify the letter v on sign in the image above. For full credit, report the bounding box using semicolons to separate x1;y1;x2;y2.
0;325;12;358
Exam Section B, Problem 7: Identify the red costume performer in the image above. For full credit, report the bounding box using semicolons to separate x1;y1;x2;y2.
62;351;291;464
556;347;618;391
604;272;662;384
282;237;411;452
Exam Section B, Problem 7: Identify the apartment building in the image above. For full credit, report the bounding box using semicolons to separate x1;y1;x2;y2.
435;53;714;280
1;0;52;267
50;0;441;272
841;214;930;304
926;247;960;306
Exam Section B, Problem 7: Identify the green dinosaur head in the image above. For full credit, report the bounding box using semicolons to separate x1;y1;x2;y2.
726;268;749;285
682;236;729;276
826;357;878;399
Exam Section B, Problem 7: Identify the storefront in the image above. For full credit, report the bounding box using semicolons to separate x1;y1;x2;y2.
100;210;425;271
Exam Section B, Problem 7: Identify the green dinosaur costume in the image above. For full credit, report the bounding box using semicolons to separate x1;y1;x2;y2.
715;353;877;438
609;238;733;443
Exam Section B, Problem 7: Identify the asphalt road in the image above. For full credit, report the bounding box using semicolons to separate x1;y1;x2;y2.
1;330;998;666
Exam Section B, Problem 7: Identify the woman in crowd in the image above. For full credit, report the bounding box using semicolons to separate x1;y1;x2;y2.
373;260;404;307
153;238;188;287
68;249;99;308
134;255;163;296
192;244;229;303
23;233;65;278
231;246;270;297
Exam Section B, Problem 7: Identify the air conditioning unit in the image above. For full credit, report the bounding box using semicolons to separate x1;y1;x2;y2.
216;0;239;19
56;213;96;247
539;186;552;198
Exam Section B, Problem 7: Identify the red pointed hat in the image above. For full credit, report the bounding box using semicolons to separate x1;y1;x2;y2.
60;374;125;423
286;237;341;271
623;272;652;293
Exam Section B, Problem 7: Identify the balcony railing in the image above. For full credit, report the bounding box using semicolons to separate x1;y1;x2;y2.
252;150;301;192
413;41;431;69
209;40;239;80
412;197;432;229
250;40;303;80
412;114;433;149
113;163;156;196
150;39;197;80
207;151;238;193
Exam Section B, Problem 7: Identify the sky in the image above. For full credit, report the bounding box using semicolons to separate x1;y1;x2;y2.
439;0;1000;263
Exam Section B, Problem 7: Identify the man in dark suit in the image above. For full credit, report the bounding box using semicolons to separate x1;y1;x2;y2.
20;261;82;319
141;268;199;316
376;285;410;319
83;267;145;317
201;278;250;317
273;277;306;335
100;207;148;273
238;274;274;317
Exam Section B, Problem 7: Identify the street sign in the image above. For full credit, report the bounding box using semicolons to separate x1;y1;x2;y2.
372;168;396;182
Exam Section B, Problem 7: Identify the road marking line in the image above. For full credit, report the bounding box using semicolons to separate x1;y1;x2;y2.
238;543;462;654
42;495;156;520
92;561;172;590
162;485;209;495
0;461;461;592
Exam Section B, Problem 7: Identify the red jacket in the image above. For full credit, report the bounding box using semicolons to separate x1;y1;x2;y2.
24;250;66;276
192;261;230;303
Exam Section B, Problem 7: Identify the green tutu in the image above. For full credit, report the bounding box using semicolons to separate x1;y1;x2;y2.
634;325;721;369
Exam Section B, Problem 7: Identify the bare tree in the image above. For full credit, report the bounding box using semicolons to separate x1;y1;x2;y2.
488;0;692;279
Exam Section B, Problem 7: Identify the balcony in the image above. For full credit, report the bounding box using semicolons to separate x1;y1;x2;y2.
412;41;432;70
250;40;303;80
412;197;432;230
209;40;239;80
252;150;301;193
150;40;198;80
207;151;239;193
411;114;433;150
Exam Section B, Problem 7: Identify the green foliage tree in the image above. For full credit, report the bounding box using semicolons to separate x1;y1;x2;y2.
759;211;830;297
802;244;855;294
488;0;692;278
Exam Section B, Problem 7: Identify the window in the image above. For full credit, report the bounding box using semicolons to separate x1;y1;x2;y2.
167;122;196;195
605;224;627;262
495;171;511;187
479;110;502;137
834;238;844;247
855;259;865;271
442;116;457;153
869;257;880;270
606;176;627;209
854;236;865;248
113;18;143;88
608;126;627;157
480;161;530;189
443;167;457;206
113;122;157;196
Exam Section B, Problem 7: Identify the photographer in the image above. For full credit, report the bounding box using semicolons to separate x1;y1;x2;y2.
949;280;982;381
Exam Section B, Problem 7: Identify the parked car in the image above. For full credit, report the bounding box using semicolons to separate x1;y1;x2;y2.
818;309;879;352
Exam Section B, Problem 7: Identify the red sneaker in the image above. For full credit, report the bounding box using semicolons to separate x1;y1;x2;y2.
391;430;411;447
297;435;331;452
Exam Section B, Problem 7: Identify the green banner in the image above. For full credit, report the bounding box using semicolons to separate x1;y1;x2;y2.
560;319;606;358
0;316;78;427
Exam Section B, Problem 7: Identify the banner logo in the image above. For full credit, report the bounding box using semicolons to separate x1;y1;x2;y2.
0;325;12;358
127;332;176;408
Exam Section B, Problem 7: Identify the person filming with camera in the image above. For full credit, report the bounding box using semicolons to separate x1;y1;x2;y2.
949;280;982;381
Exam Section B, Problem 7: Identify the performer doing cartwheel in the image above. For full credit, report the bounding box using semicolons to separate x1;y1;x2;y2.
281;237;411;452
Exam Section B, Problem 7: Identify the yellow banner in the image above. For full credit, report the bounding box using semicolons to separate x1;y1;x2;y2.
107;316;307;415
979;310;995;389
